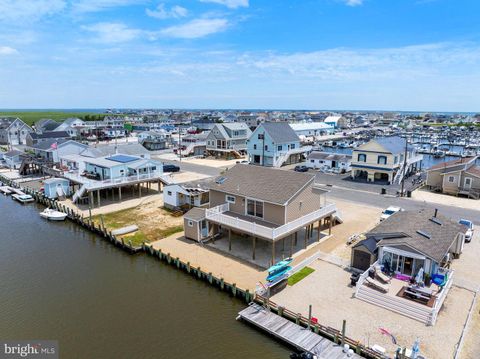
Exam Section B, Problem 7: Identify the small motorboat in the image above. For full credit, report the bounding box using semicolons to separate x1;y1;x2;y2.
12;194;35;203
39;208;68;221
266;266;291;282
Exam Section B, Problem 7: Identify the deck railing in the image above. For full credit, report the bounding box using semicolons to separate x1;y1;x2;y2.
63;170;171;190
205;202;337;241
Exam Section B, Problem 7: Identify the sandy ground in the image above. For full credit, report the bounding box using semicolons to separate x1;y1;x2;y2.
320;199;383;260
412;188;480;211
272;260;474;359
460;294;480;359
168;171;211;183
149;233;266;291
180;157;244;168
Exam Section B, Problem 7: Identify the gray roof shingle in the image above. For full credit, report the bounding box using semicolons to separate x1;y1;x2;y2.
369;209;466;262
261;122;299;143
209;164;315;205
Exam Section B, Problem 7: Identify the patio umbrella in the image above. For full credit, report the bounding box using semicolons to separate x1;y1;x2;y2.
415;267;424;284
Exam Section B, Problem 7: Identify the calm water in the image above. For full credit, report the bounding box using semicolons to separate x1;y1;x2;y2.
0;197;288;359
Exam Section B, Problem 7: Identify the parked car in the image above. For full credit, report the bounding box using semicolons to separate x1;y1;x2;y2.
236;160;248;164
459;219;474;242
294;165;309;172
380;206;403;221
163;164;180;173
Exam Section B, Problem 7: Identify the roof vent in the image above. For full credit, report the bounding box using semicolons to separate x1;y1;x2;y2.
215;176;226;184
416;230;431;239
430;217;442;226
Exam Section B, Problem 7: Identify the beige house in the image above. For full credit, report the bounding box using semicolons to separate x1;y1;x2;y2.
183;165;339;264
426;156;480;199
351;137;423;184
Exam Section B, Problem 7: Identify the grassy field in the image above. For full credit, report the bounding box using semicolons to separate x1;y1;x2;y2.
0;111;106;126
288;267;315;286
93;205;184;247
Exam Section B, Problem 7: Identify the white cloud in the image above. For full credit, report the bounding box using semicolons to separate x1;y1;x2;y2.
160;18;229;39
0;0;66;22
72;0;145;13
199;0;248;9
82;22;142;43
146;4;188;19
343;0;364;6
0;46;18;55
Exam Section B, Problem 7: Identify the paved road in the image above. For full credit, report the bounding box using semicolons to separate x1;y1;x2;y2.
152;156;225;177
328;185;480;225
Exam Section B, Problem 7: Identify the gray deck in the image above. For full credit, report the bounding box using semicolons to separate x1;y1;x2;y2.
238;303;362;359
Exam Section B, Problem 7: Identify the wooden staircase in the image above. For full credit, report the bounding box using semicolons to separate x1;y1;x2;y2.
355;284;434;325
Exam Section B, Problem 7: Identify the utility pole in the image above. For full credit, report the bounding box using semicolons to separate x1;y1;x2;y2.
400;136;408;197
178;127;182;162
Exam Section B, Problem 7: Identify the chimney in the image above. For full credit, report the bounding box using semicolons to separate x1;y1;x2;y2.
434;208;438;218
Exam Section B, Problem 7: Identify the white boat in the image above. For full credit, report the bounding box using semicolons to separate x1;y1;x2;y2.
39;208;68;221
12;194;35;203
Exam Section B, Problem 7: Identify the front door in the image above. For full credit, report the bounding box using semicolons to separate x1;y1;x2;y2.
464;177;472;190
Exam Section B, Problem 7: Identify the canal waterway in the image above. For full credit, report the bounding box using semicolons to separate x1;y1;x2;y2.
0;197;289;358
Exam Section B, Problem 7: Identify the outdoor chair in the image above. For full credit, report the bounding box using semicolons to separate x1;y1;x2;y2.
365;277;389;293
374;265;391;284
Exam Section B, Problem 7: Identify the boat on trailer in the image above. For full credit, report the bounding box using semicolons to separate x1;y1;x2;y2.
12;194;35;203
39;208;68;221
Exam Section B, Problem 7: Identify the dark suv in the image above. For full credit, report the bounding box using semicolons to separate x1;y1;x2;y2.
163;164;180;172
294;165;309;172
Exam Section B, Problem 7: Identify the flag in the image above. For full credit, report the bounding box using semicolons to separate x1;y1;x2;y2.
50;142;57;150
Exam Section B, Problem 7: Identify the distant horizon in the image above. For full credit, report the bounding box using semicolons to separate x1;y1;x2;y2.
0;108;478;115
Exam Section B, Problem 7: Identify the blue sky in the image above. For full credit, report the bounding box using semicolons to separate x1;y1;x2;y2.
0;0;479;111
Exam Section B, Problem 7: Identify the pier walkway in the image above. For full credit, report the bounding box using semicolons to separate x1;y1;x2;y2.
238;303;363;359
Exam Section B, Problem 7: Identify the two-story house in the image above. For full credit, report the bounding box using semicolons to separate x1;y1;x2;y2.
205;123;252;158
183;165;339;266
54;118;87;138
26;131;71;147
425;156;480;199
247;122;307;167
0;117;33;146
351;137;423;185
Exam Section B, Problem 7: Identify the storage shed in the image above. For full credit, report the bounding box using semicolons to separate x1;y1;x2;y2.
43;178;70;199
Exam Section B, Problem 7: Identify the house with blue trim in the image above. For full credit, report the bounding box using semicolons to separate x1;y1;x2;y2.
247;122;308;167
351;137;423;184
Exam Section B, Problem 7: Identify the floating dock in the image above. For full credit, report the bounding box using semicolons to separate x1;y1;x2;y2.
0;186;12;195
238;303;362;359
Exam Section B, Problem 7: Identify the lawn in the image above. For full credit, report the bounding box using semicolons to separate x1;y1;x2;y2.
0;111;107;126
93;204;184;246
288;267;315;286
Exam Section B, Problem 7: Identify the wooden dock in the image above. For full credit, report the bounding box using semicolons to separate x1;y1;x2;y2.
238;303;363;358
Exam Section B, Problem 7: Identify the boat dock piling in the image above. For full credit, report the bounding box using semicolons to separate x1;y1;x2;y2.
242;296;386;359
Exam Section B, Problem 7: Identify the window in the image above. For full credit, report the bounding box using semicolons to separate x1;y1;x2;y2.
465;178;472;186
394;156;398;164
310;159;315;163
258;134;264;140
448;176;455;183
291;144;295;149
253;144;257;150
265;145;268;151
377;156;387;165
278;145;282;151
246;199;264;219
167;191;172;196
226;195;236;204
187;220;194;227
358;154;366;162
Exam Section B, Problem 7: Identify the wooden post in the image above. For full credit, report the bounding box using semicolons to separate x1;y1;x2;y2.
272;241;275;265
119;186;122;201
294;231;298;246
290;234;293;257
341;319;346;348
228;229;232;251
308;304;312;330
100;214;105;231
97;190;100;208
329;214;333;235
88;206;92;225
138;183;141;198
317;220;321;241
252;236;256;260
304;226;308;249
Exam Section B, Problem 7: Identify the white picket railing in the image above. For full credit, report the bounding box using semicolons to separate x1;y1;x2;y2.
205;202;337;241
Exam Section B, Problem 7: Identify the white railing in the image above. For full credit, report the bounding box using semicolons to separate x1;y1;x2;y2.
205;202;337;241
430;269;454;325
273;145;312;167
63;170;170;190
355;260;378;297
